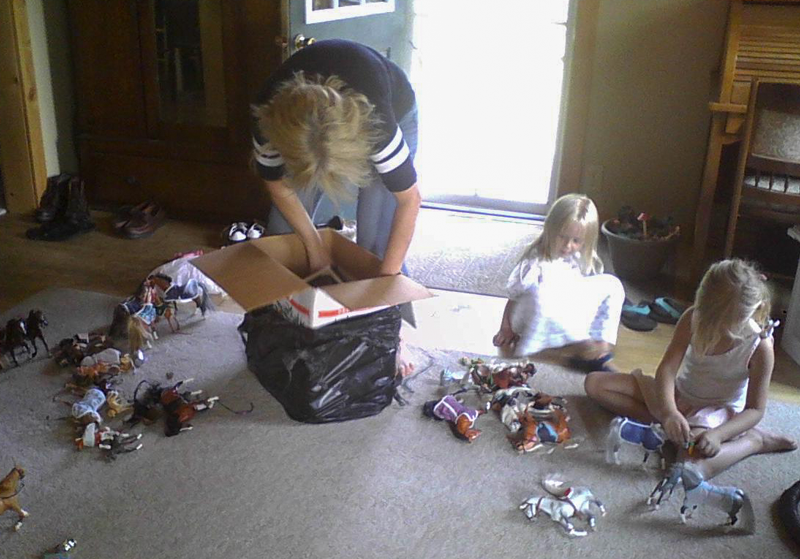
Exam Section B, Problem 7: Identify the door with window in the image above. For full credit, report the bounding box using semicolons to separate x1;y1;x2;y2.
412;0;573;216
281;0;413;72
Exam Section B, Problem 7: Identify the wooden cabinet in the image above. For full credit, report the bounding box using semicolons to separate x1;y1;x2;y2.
68;0;282;221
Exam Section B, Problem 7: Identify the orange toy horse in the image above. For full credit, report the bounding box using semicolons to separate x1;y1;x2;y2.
509;408;572;453
0;465;28;531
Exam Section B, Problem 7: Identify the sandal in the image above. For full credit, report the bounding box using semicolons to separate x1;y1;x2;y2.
648;297;686;325
569;353;615;373
621;298;658;332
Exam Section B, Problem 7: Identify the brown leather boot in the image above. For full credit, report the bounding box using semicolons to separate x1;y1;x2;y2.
35;174;70;223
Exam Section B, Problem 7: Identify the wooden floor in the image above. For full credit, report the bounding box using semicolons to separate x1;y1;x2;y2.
2;210;799;403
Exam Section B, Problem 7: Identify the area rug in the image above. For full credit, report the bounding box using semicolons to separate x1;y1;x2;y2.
405;210;542;297
1;288;799;558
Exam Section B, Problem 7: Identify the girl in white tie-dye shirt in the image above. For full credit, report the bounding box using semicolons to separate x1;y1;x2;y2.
493;194;624;371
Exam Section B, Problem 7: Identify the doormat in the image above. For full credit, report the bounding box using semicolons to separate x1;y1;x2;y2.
405;209;542;297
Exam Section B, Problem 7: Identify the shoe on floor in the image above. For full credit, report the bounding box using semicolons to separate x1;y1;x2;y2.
122;201;166;239
621;298;658;332
35;173;71;223
648;297;687;325
246;221;266;240
225;222;248;243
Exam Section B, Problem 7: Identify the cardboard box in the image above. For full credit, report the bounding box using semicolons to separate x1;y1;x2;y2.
191;229;433;328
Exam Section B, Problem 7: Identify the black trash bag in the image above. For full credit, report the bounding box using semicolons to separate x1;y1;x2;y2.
238;305;401;423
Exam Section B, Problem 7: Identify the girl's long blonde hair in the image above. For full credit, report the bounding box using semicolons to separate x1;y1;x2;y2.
521;193;603;275
252;72;382;201
691;258;771;356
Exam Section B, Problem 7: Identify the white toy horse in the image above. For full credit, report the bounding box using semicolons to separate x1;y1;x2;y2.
648;462;755;534
520;476;606;537
519;494;588;537
606;416;667;469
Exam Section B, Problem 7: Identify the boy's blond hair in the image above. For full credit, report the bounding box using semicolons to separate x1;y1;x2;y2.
522;193;603;275
252;72;382;200
692;258;771;356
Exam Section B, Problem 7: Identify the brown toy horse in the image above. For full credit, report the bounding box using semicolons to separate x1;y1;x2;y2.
0;465;28;531
509;408;572;453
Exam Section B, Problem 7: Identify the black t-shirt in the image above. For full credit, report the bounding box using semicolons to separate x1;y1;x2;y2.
252;39;417;192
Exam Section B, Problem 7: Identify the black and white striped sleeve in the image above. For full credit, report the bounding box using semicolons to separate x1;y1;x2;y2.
370;125;417;192
252;133;285;181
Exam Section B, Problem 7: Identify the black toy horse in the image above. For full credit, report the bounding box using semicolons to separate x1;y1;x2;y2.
23;309;49;358
2;318;31;367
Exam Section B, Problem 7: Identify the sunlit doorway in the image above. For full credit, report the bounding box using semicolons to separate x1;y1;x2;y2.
410;0;573;216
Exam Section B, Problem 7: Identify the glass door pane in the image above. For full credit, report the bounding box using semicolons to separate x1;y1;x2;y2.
154;0;227;127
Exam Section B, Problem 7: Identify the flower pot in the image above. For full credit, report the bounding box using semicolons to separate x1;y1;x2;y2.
601;219;679;281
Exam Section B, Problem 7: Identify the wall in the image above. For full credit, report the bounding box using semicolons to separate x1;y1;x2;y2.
579;0;729;231
25;0;77;176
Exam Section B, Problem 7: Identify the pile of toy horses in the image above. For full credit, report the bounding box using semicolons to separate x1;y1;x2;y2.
109;273;214;359
423;356;755;537
426;357;575;453
0;309;49;369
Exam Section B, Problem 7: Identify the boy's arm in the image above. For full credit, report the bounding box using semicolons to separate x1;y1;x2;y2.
379;184;422;276
264;179;331;273
696;336;773;456
653;308;693;443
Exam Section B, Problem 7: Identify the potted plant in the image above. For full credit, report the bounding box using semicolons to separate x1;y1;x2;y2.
601;206;680;281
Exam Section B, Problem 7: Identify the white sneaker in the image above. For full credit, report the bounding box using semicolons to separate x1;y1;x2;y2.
246;222;265;239
226;222;248;243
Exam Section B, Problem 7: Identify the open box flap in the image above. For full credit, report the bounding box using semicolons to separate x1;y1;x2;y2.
191;243;309;312
321;275;433;311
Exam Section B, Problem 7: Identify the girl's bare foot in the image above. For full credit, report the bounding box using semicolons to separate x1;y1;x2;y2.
751;427;797;454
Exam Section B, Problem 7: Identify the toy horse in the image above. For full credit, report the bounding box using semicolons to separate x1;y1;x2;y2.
606;416;666;469
509;408;572;453
2;318;30;367
648;462;755;533
148;273;214;327
423;394;487;442
542;477;606;531
519;494;588;537
0;465;28;531
23;309;49;357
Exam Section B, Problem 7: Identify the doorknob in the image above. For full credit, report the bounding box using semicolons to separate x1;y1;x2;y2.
294;34;316;50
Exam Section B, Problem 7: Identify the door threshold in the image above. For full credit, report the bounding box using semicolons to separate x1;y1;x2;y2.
421;202;545;223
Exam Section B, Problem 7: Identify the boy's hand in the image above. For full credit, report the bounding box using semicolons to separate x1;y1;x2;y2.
663;411;691;446
493;325;519;348
694;429;722;457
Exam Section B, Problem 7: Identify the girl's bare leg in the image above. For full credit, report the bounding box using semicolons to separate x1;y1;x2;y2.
683;427;797;481
569;341;620;372
584;371;654;423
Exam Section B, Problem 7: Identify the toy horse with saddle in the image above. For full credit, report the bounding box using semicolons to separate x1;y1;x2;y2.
0;465;28;531
606;416;666;469
147;273;214;330
423;394;488;442
509;407;572;453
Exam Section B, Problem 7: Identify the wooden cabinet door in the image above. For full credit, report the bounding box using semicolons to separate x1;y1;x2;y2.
68;0;148;138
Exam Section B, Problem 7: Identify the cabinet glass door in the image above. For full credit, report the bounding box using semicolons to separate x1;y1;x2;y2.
152;0;227;127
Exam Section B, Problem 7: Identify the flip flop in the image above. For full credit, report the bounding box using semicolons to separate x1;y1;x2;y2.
648;297;686;325
569;353;615;373
621;298;657;332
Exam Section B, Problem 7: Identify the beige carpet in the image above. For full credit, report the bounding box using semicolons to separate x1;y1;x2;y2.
406;210;542;297
1;289;799;558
